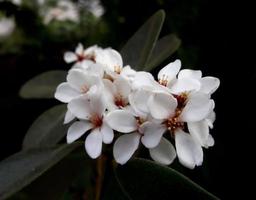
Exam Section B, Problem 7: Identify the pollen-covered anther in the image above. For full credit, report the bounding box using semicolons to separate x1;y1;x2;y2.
90;114;103;128
174;92;188;108
114;65;121;74
159;75;169;87
165;117;184;133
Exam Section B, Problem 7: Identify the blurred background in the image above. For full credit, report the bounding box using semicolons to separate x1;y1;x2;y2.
0;0;254;199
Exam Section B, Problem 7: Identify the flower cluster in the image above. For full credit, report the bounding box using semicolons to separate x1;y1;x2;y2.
55;44;220;169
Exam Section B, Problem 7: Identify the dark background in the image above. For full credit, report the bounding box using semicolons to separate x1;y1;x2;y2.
1;0;255;199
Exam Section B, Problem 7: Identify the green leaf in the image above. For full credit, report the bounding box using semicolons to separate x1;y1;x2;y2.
0;143;80;200
15;148;89;200
114;158;219;200
121;10;165;70
144;34;181;71
19;70;67;99
22;104;68;150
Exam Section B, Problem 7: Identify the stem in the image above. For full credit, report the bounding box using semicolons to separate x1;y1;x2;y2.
95;155;106;200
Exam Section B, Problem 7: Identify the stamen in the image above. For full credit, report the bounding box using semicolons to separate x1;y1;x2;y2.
159;74;169;87
114;66;121;74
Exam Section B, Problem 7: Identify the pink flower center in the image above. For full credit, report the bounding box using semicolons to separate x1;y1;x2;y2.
90;114;103;128
76;53;96;62
114;94;127;108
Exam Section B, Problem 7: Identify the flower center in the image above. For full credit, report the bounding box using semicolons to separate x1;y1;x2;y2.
159;75;169;87
76;53;96;62
114;94;127;108
174;92;188;109
165;93;188;135
80;84;89;93
165;110;184;134
114;66;121;74
90;114;103;128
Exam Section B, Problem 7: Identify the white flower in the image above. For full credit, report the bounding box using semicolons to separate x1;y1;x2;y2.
170;69;220;95
43;0;79;24
0;17;15;38
148;91;214;168
103;76;132;111
106;90;176;165
67;87;113;158
64;43;102;68
55;68;103;103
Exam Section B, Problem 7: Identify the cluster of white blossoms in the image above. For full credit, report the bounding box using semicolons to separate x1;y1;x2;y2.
55;43;220;169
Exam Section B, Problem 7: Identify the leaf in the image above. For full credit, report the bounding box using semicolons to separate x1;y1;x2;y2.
19;70;67;99
121;10;165;70
114;158;220;200
16;148;89;200
22;104;68;150
0;143;80;200
144;34;181;71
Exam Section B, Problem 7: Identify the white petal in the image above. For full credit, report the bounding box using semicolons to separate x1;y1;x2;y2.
89;86;106;116
188;121;213;148
55;82;80;103
113;133;140;165
180;92;214;122
64;52;77;63
86;63;104;78
178;69;202;80
67;121;92;143
129;89;152;116
67;69;101;92
158;59;181;82
115;77;132;98
206;111;216;129
64;109;75;124
75;43;84;55
170;78;201;94
120;65;136;81
105;110;137;133
68;96;91;120
148;92;177;120
100;121;114;144
175;129;203;169
200;77;220;94
85;128;103;159
132;72;156;90
149;137;176;165
141;122;166;148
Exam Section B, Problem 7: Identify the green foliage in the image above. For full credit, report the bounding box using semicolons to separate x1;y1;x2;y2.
19;70;67;99
0;143;81;200
22;104;68;150
144;34;181;71
121;10;165;70
104;158;219;200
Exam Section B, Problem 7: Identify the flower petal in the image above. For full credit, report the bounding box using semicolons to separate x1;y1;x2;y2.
89;86;106;116
85;128;102;159
67;121;92;143
149;137;176;165
178;69;202;80
101;121;114;144
158;59;181;82
175;129;203;169
188;120;213;148
113;133;140;165
200;77;220;94
141;122;166;148
170;78;201;94
67;69;101;92
55;82;80;103
64;109;75;124
64;52;77;63
105;110;137;133
115;77;132;98
180;93;214;122
148;92;177;120
129;89;152;116
68;96;91;120
75;43;84;55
